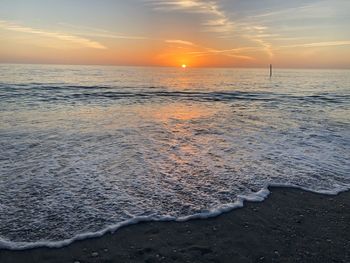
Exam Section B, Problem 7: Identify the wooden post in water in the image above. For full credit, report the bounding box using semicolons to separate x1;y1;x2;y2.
270;64;272;78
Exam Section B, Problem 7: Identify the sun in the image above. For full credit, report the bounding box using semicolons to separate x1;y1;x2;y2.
181;64;187;68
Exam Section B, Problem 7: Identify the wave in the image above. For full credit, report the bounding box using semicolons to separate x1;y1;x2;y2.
0;183;348;251
0;84;349;105
1;72;349;250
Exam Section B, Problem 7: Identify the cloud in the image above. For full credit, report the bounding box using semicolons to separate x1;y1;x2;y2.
146;1;274;58
77;31;147;40
158;39;255;61
165;39;196;46
145;0;220;14
57;22;148;40
283;41;350;48
195;52;254;60
163;36;255;60
0;20;107;49
187;47;255;60
146;0;235;34
252;4;316;19
238;24;274;58
146;1;282;58
251;38;274;58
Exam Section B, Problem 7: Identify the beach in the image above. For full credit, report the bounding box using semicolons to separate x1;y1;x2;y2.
1;187;349;263
1;0;350;261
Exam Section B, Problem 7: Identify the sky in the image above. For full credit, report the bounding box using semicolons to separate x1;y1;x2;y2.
0;0;349;68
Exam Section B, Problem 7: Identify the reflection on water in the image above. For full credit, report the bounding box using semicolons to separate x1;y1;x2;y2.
0;64;349;246
140;102;214;121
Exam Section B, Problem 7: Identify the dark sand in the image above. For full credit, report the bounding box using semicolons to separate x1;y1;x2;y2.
0;187;349;263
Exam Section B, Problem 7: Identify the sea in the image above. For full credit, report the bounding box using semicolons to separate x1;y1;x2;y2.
0;64;349;249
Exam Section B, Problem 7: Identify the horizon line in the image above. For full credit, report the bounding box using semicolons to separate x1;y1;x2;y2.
1;62;349;70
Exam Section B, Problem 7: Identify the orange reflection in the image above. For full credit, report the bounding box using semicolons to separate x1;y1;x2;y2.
141;103;213;122
139;103;215;172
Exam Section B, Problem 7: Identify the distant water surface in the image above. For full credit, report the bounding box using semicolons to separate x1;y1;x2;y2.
0;64;349;248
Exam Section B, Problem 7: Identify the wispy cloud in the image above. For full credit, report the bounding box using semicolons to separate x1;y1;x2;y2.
164;38;255;61
283;40;350;48
0;20;107;49
194;51;254;60
165;39;196;46
252;4;316;19
251;38;274;58
162;41;254;61
145;0;221;15
76;31;147;40
226;3;342;59
187;47;255;60
145;0;234;34
145;1;275;57
57;22;148;40
238;24;275;58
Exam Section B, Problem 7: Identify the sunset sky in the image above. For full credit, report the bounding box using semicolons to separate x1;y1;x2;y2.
0;0;349;68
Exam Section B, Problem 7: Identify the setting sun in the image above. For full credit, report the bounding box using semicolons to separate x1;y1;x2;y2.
182;64;187;68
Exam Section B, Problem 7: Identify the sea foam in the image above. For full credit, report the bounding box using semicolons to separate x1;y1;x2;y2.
0;65;349;249
0;183;348;250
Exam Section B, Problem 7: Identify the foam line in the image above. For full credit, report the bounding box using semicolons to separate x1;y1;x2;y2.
1;183;348;251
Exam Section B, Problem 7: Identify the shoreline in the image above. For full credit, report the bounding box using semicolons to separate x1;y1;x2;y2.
0;186;349;262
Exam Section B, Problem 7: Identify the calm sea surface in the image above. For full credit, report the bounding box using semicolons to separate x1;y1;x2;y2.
0;64;349;248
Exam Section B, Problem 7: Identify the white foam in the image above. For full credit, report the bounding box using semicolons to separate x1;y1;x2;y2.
1;183;348;251
1;66;349;250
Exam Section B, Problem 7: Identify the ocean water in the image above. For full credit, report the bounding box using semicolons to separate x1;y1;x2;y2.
0;64;349;249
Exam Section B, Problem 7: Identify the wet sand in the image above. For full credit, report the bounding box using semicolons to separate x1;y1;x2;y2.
0;187;349;263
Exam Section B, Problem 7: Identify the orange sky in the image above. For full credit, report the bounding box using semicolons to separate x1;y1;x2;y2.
0;0;350;68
